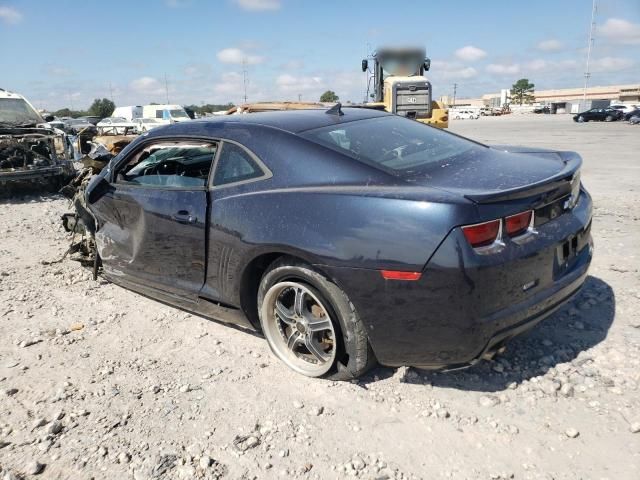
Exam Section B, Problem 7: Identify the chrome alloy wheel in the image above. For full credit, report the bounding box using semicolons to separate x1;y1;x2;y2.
261;281;337;376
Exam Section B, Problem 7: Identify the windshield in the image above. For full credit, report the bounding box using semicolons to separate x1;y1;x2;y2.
379;53;423;78
301;116;476;176
0;98;43;126
170;110;188;118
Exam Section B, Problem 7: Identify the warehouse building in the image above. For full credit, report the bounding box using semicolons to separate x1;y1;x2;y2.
442;83;640;113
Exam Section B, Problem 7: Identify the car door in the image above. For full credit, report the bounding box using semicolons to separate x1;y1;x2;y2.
200;140;272;303
92;138;217;301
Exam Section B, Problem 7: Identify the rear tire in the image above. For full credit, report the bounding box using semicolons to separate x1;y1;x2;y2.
578;116;586;123
258;257;376;380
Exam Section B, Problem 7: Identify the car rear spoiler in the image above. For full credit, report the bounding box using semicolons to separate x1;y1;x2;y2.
463;151;582;204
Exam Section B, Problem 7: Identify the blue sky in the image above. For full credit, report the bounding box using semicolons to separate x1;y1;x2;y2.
1;0;639;110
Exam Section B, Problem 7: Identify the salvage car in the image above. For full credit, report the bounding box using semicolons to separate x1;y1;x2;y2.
0;88;74;190
66;107;593;379
96;117;137;135
132;117;164;133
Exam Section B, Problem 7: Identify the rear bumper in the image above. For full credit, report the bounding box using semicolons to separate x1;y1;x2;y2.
321;190;593;368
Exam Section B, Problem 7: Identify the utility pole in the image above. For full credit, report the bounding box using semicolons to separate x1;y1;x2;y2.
452;83;457;107
164;73;170;104
582;0;597;108
242;58;248;104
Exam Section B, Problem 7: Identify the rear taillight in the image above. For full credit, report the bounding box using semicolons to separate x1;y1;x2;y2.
505;210;533;237
462;219;501;248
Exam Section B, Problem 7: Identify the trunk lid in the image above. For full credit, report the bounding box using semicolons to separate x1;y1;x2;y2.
407;145;581;205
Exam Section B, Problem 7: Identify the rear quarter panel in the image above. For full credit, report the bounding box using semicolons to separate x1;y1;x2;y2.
205;188;477;307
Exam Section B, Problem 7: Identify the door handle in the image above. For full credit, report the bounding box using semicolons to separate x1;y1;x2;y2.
172;210;196;224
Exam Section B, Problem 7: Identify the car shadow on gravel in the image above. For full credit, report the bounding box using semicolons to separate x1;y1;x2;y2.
363;275;615;392
0;190;63;204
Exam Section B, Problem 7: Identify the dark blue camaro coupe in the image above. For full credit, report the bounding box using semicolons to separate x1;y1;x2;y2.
82;107;593;379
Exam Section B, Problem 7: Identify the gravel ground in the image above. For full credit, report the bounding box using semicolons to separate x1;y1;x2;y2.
1;115;639;479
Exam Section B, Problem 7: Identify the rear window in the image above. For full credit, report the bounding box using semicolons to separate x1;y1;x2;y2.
301;116;476;175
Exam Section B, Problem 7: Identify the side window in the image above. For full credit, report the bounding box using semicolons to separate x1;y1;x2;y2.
213;142;265;186
115;141;217;188
155;110;163;119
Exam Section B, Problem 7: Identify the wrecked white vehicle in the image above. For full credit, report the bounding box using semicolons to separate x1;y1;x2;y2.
0;89;74;192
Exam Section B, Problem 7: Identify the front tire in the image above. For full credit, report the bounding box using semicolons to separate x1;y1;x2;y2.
577;116;586;123
605;115;613;122
258;257;376;380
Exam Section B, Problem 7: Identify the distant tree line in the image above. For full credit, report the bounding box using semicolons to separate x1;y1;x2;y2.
52;99;235;119
53;98;115;118
184;103;235;115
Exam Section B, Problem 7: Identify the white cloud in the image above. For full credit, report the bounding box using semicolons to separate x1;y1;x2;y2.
599;18;640;45
0;6;22;24
217;48;264;65
184;63;213;78
214;72;243;95
130;76;165;95
276;74;324;93
234;0;281;11
431;60;478;79
591;56;635;72
486;63;520;75
524;59;548;72
454;46;487;62
536;39;564;52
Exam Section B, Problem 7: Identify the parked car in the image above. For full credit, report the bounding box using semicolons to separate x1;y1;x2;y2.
623;109;640;121
610;104;637;116
0;89;74;190
132;117;164;133
78;116;102;126
533;106;550;114
70;108;593;379
573;108;623;122
64;118;94;134
453;110;479;120
96;117;137;135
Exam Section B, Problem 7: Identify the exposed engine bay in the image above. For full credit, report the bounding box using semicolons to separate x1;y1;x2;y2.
0;126;74;189
60;136;135;272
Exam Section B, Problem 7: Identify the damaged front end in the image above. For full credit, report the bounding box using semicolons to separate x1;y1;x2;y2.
60;136;134;273
0;126;75;191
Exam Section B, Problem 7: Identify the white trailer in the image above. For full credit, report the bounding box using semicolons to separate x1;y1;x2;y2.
112;105;143;121
141;104;190;124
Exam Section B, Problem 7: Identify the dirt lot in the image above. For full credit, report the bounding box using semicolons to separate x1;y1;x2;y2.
1;115;639;480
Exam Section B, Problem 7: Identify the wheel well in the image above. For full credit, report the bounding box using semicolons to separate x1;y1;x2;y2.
239;252;339;331
239;252;288;330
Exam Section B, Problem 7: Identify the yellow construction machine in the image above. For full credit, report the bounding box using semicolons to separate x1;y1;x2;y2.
361;47;448;128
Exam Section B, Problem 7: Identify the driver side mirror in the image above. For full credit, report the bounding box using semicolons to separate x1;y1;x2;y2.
361;59;368;72
424;58;431;71
44;115;55;122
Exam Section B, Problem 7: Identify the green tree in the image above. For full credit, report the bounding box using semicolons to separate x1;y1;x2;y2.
87;98;115;118
510;79;535;105
320;90;339;102
53;108;88;118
